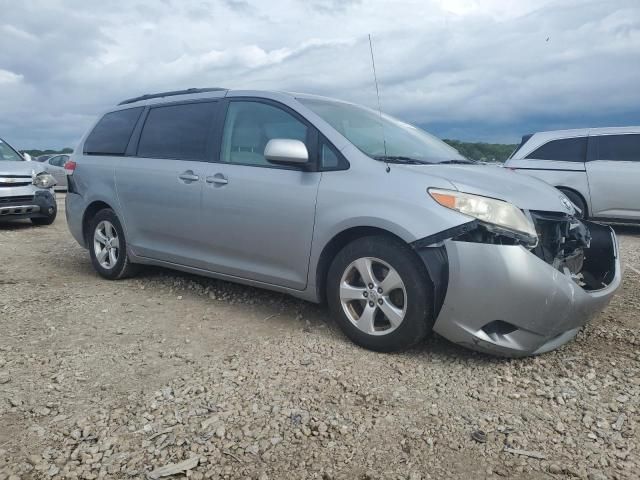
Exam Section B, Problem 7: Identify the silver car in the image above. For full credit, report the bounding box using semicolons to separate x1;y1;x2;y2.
42;154;70;190
65;88;621;356
505;127;640;222
0;137;58;225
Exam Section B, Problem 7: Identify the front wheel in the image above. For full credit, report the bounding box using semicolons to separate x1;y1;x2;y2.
327;235;434;352
88;209;138;280
31;209;57;226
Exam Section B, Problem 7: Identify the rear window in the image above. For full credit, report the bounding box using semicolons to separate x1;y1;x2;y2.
596;134;640;161
526;137;587;162
137;102;217;161
84;107;143;155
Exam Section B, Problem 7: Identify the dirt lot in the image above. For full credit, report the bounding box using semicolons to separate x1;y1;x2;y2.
1;194;638;480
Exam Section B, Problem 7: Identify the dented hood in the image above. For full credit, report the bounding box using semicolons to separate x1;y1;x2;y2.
401;163;575;214
0;160;45;176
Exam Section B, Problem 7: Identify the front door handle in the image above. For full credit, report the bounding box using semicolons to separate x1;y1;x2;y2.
206;173;228;185
178;171;199;183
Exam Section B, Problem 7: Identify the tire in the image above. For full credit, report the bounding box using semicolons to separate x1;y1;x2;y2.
88;208;138;280
558;188;587;219
31;209;57;226
327;235;434;352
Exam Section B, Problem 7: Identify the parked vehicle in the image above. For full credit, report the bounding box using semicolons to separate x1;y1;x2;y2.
0;137;58;225
41;154;70;190
505;127;640;222
66;88;621;356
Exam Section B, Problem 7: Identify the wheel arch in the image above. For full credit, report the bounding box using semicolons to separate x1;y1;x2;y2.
314;226;421;304
82;200;114;245
556;185;589;217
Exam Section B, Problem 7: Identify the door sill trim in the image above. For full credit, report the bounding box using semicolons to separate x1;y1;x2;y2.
129;253;308;294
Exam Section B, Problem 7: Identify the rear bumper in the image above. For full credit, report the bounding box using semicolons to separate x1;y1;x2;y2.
65;192;86;247
432;224;621;357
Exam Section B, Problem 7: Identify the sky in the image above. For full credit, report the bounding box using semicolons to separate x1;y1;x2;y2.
1;0;639;149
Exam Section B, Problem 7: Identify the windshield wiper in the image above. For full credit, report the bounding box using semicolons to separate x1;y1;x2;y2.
438;159;476;165
373;155;430;165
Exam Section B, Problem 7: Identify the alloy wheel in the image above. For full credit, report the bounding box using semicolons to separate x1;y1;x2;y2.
93;220;119;270
339;257;407;336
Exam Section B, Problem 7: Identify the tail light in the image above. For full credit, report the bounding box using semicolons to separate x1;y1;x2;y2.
64;160;77;174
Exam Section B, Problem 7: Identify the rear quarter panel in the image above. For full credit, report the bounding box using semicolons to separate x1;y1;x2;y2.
70;154;123;235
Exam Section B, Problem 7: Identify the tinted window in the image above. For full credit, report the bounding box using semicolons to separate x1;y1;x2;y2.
221;101;308;167
137;102;217;161
596;134;640;161
84;107;143;155
526;137;587;162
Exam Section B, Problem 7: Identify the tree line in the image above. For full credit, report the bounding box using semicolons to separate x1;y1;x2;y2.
23;147;73;158
443;139;517;163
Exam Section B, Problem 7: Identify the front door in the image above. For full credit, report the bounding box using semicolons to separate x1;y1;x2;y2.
201;99;321;290
587;133;640;220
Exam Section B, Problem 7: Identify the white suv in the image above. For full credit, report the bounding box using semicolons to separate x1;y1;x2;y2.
505;127;640;222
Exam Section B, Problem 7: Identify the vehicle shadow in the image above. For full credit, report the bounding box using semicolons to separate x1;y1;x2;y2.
110;264;511;365
0;219;36;230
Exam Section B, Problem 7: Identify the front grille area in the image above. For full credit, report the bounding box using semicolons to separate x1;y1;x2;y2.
0;195;34;205
0;176;32;187
530;211;590;275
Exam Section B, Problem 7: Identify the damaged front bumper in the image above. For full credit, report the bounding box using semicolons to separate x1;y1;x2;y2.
420;220;621;357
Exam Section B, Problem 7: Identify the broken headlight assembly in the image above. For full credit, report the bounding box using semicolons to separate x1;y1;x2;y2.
32;172;56;189
428;188;538;247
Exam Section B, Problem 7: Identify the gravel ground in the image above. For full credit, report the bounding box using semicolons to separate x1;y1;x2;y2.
0;194;638;480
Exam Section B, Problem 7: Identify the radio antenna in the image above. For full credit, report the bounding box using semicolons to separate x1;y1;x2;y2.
368;34;389;170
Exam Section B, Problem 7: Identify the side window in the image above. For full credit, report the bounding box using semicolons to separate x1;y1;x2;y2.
320;141;349;171
221;101;308;167
137;102;217;161
526;137;587;162
596;134;640;161
84;107;143;155
48;156;61;166
51;155;68;167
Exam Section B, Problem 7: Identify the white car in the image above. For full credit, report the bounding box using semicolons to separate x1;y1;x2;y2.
505;127;640;222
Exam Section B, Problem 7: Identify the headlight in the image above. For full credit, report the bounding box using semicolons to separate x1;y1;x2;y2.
33;172;56;189
428;188;538;242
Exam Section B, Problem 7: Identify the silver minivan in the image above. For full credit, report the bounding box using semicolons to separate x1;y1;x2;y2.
505;127;640;222
65;88;621;357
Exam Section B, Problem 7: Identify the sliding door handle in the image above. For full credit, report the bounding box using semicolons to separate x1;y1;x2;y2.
206;174;228;185
178;171;199;183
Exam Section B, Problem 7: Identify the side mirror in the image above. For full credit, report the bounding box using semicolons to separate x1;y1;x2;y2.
22;152;32;161
264;139;309;165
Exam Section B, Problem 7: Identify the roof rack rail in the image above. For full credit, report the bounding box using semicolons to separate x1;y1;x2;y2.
117;88;227;106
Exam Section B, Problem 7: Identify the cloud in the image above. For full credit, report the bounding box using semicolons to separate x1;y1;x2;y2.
0;69;23;84
0;0;638;148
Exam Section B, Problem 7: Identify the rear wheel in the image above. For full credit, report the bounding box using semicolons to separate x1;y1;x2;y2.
559;188;587;219
88;209;138;280
327;235;433;352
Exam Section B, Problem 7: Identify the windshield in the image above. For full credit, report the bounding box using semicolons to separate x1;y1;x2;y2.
299;98;468;164
0;139;24;162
